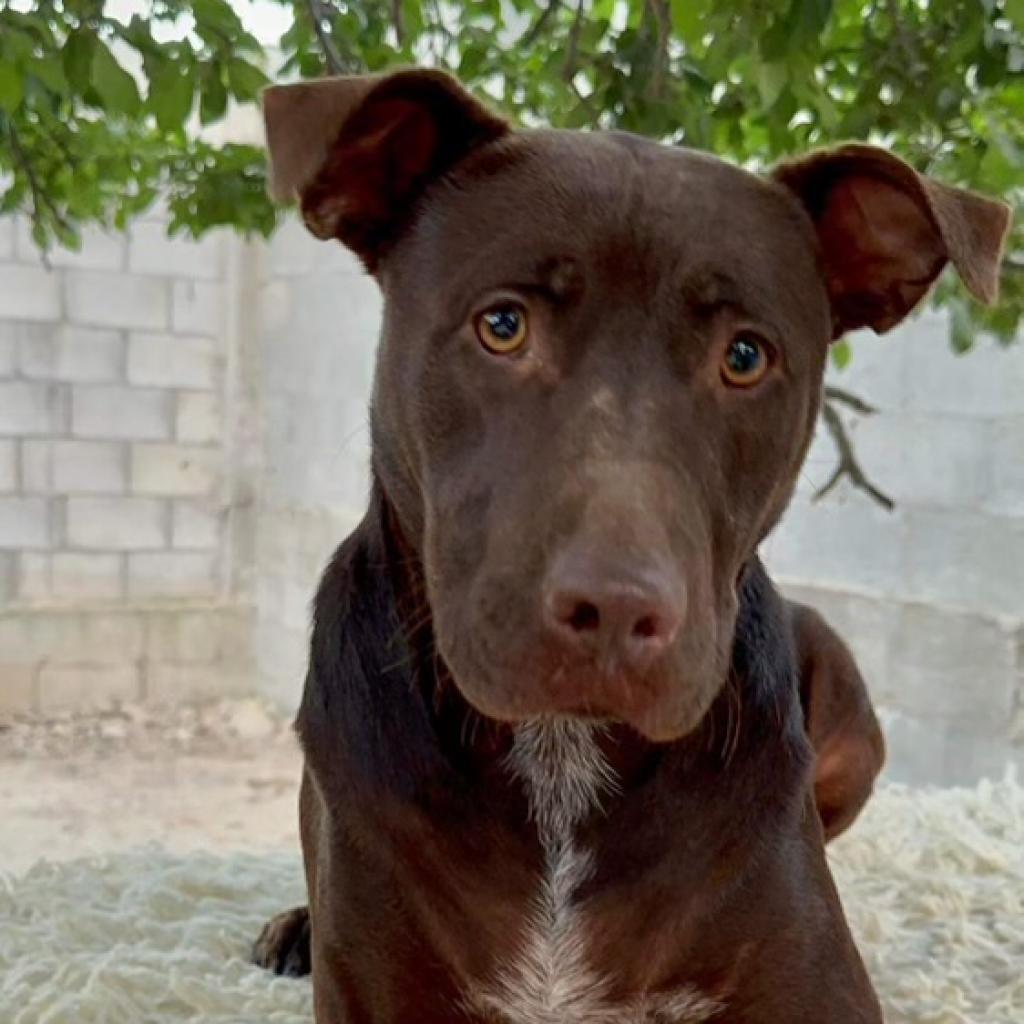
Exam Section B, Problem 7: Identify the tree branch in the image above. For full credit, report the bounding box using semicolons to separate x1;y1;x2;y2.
521;0;560;48
306;0;346;74
823;385;878;416
392;0;405;47
814;397;894;511
646;0;670;99
4;121;72;263
563;0;586;82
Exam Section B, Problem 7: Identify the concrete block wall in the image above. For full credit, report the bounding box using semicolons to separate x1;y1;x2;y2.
0;213;253;713
249;219;380;707
3;204;1021;786
253;223;1023;785
762;313;1024;784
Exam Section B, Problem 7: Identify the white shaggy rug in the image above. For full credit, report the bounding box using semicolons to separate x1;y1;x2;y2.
1;778;1022;1024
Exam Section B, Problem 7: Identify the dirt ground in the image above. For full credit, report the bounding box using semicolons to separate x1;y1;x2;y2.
0;699;304;877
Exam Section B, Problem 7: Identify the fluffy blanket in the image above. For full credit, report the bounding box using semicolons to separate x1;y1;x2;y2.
1;778;1021;1023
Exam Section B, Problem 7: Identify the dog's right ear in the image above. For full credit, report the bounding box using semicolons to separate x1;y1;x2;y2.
262;69;508;267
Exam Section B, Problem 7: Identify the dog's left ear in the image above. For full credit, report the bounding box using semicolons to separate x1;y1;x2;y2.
262;69;508;266
774;144;1011;337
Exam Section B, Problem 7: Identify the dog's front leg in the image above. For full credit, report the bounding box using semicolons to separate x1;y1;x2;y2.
790;602;886;841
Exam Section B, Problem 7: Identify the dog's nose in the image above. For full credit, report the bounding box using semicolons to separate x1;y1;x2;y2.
542;549;684;672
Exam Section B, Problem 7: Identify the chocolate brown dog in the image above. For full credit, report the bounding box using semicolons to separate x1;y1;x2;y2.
254;69;1010;1022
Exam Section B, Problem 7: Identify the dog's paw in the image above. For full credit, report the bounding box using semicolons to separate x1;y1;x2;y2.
251;906;312;977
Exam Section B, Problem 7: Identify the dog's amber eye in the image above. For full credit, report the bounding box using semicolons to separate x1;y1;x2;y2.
476;304;528;354
721;332;770;388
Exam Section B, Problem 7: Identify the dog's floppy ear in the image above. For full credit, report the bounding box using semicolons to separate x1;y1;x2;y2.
262;69;508;266
774;144;1011;337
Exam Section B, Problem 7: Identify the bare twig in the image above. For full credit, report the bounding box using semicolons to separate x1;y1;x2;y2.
646;0;670;99
306;0;346;74
391;0;405;47
521;0;561;47
563;0;586;82
4;121;72;265
814;397;895;511
823;385;878;416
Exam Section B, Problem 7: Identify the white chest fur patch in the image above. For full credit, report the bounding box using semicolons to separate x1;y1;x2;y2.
467;719;722;1024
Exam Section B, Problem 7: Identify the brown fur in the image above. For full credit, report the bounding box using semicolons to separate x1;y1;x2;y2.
253;68;1009;1023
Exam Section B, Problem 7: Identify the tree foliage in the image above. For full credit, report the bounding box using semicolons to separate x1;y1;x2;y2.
0;0;1021;350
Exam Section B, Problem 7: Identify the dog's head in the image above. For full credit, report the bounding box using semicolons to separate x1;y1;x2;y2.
264;70;1009;742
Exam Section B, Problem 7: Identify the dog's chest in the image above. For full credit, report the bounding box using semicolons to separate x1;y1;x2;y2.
466;720;721;1024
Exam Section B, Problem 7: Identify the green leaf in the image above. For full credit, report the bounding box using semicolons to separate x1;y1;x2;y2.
199;64;228;124
192;0;245;38
978;133;1022;192
755;61;788;110
1007;0;1024;33
226;59;268;101
62;30;96;92
949;299;975;354
91;40;141;115
29;56;69;96
671;0;711;48
0;63;24;111
149;60;195;131
830;338;852;370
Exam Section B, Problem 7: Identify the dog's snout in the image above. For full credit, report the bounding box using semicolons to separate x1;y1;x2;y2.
543;548;685;672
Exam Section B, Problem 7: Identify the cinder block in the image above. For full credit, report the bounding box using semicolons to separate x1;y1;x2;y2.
65;270;168;330
903;509;1024;620
66;496;166;550
779;584;896;699
145;606;249;663
0;497;49;548
50;553;123;600
763;494;905;599
52;440;126;493
0;551;15;603
20;440;50;492
0;325;14;374
127;332;219;389
130;443;219;497
16;220;124;270
176;391;222;444
171;499;221;549
847;412;991;509
171;279;224;335
128;221;224;279
823;325;905;413
71;385;171;440
16;553;50;601
19;324;123;383
264;216;318;279
0;263;61;322
903;328;1024;419
988;416;1024;517
880;710;1018;787
127;551;217;597
0;381;53;435
0;440;15;492
887;602;1017;730
146;661;248;702
0;218;13;259
0;608;145;663
38;662;140;712
0;662;36;714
